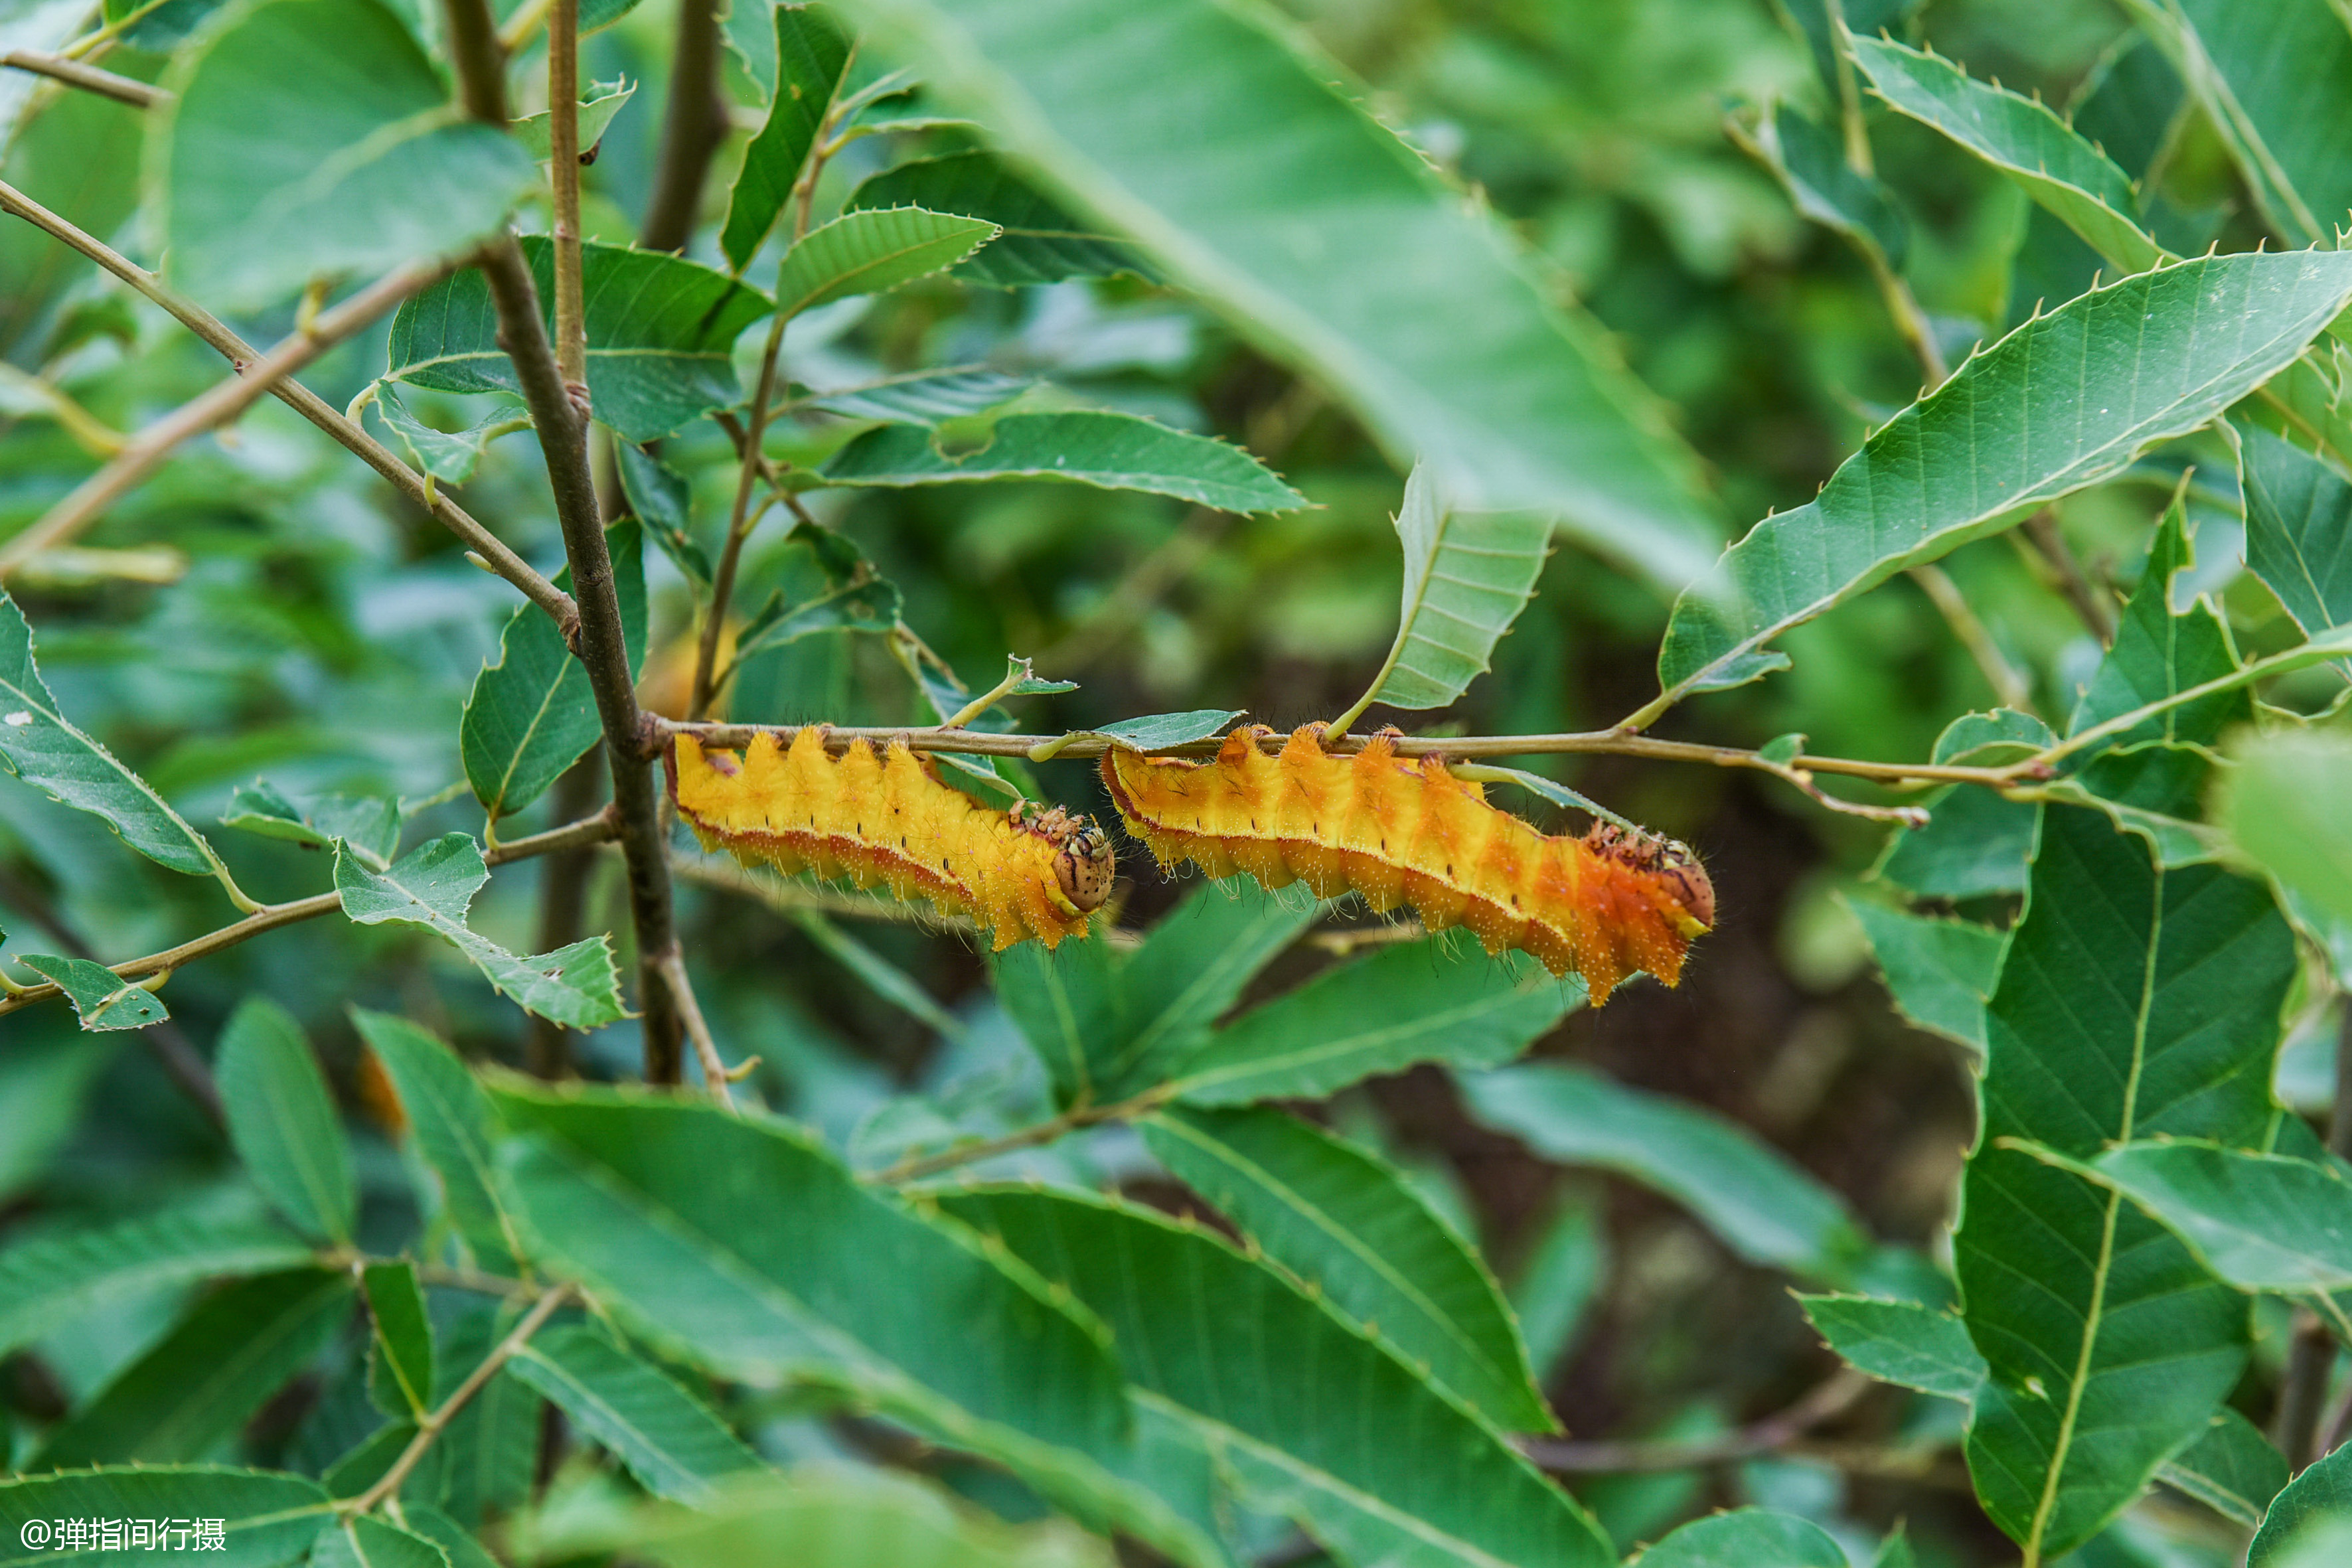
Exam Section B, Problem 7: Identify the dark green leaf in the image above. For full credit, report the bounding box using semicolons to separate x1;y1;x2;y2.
721;5;853;271
371;383;528;487
732;528;903;662
401;1508;501;1568
2237;421;2352;642
156;0;537;308
351;1010;524;1274
1656;252;2352;700
462;519;646;821
1;588;230;880
1797;1294;1986;1402
310;1514;450;1568
221;780;400;869
1634;1508;1849;1567
1459;1062;1871;1283
2075;1140;2352;1292
2156;1406;2286;1529
1737;104;1907;268
427;1299;541;1526
849;151;1152;285
1849;900;2002;1052
1874;785;2035;899
796;366;1033;426
2149;0;2352;247
0;1467;333;1565
773;206;1000;318
838;0;1723;589
508;1324;763;1501
1167;942;1573;1107
1144;1105;1553;1431
1954;806;2294;1556
35;1271;353;1468
17;954;169;1031
364;1260;435;1417
940;1187;1616;1568
2251;1438;2352;1565
616;443;713;588
821;411;1305;514
339;836;624;1028
217;996;356;1244
387;239;773;441
0;1208;314;1356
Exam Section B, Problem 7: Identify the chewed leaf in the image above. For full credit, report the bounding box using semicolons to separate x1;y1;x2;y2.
370;383;528;487
336;835;624;1028
16;955;168;1032
510;78;637;161
821;412;1306;514
1073;710;1243;751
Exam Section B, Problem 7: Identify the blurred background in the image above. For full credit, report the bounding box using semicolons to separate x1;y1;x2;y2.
1;0;2319;1561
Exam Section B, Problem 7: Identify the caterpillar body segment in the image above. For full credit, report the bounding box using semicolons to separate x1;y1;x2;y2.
668;730;1113;951
1098;725;1713;1001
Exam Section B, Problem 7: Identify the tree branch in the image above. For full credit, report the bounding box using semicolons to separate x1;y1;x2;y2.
0;260;452;580
1518;1370;1873;1473
0;811;618;1018
1;49;161;108
0;177;577;635
639;0;726;252
548;0;587;396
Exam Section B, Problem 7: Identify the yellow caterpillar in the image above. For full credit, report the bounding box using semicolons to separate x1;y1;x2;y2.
668;730;1113;951
1099;725;1712;1000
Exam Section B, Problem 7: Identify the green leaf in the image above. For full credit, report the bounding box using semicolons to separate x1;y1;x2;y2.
1069;710;1244;751
222;779;400;870
0;588;231;881
0;58;143;363
511;78;638;161
848;151;1152;286
401;1508;500;1568
2236;422;2352;644
1346;461;1549;720
35;1270;353;1468
217;996;357;1245
462;519;646;821
1633;1508;1850;1567
1932;707;2055;767
17;954;169;1032
796;366;1033;426
1164;941;1575;1107
2070;1140;2352;1293
821;411;1306;514
1654;252;2352;700
2156;1407;2286;1530
1510;1194;1607;1382
1849;900;2003;1052
732;527;903;663
2217;729;2352;934
351;1010;526;1274
1737;104;1906;268
155;0;538;310
940;1187;1616;1568
311;1514;451;1568
370;383;528;487
721;5;854;271
507;1324;763;1502
1797;1294;1986;1402
994;877;1317;1103
1954;806;2295;1557
2251;1439;2352;1565
485;1085;1216;1565
2136;0;2352;248
834;0;1722;591
1851;37;2159;274
615;443;713;588
337;835;625;1028
0;1207;314;1356
791;909;964;1040
387;239;773;442
774;206;1000;319
0;1466;334;1565
426;1300;542;1526
1875;785;2035;899
1458;1062;1871;1284
1144;1105;1553;1432
364;1259;435;1417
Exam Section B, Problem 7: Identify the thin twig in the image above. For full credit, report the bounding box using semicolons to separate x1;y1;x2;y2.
690;303;789;719
1518;1370;1872;1473
870;1087;1173;1184
1910;563;2035;714
0;810;618;1018
639;0;726;252
0;260;452;580
1;48;161;107
655;948;734;1111
0;177;576;635
2021;507;2117;646
347;1283;573;1514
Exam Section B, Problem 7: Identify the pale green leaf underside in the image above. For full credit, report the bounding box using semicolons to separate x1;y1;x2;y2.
1798;1293;1987;1401
2078;1140;2352;1292
16;954;169;1031
2217;730;2352;933
1367;463;1549;713
2154;1406;2286;1529
848;151;1152;286
1657;251;2352;698
821;411;1306;514
773;206;1000;319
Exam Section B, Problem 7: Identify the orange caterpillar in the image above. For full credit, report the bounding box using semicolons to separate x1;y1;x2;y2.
668;730;1113;950
1099;725;1713;1000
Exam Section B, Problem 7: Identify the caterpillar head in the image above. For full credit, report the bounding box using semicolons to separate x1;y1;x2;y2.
1054;822;1115;913
1584;822;1715;931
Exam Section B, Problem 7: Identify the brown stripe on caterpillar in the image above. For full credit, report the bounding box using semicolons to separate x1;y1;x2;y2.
668;729;1113;951
1098;724;1713;1001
